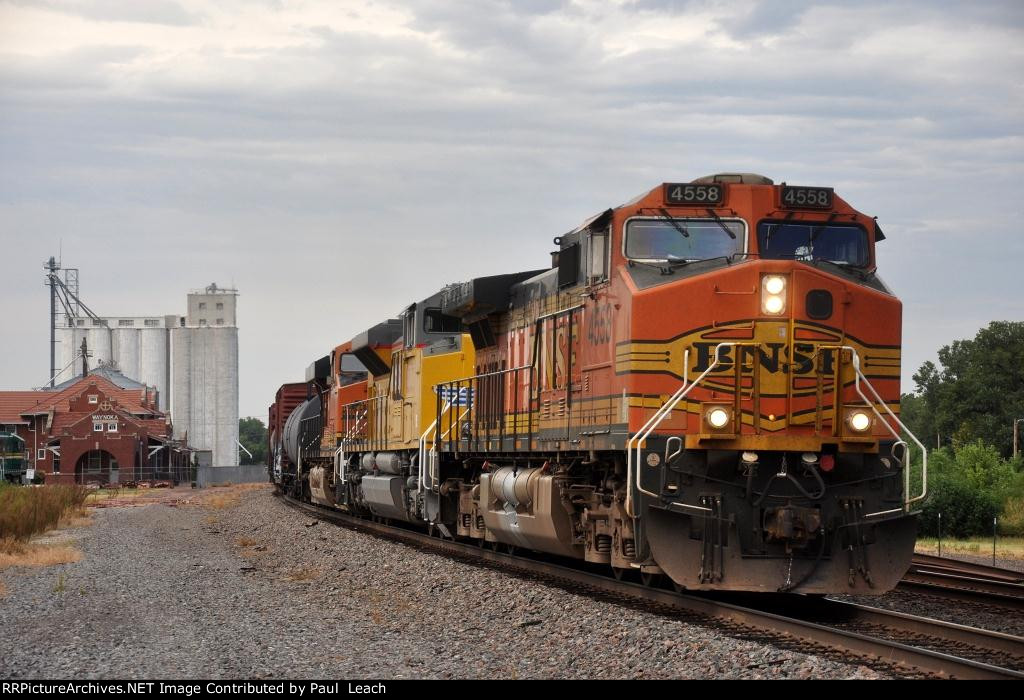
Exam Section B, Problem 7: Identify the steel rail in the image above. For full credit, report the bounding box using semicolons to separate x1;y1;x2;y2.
276;493;1024;679
911;553;1024;582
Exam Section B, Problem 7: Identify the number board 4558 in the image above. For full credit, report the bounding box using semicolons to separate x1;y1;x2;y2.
781;186;833;210
664;183;725;206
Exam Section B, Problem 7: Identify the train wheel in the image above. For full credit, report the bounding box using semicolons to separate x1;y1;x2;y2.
504;543;518;556
671;580;686;594
612;567;629;581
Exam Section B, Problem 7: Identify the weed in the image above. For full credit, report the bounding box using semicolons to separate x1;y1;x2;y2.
53;572;66;593
0;485;89;541
0;544;82;570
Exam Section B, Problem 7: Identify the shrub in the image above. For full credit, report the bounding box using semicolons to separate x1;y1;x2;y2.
1000;496;1024;537
918;441;1024;537
0;485;90;544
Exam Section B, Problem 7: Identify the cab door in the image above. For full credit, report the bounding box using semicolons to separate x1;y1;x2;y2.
537;308;581;442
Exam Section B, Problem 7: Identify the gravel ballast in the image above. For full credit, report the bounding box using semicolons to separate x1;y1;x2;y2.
0;486;895;679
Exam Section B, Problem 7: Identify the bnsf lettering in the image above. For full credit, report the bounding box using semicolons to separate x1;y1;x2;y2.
692;342;834;375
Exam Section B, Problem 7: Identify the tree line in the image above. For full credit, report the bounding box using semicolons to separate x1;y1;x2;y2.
900;321;1024;537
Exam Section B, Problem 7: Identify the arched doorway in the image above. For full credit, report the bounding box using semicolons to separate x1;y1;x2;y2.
75;449;120;485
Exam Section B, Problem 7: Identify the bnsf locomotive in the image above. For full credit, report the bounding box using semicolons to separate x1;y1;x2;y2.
269;173;927;594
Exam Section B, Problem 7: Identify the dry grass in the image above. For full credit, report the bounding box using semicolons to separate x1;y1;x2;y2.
0;484;89;542
236;537;259;547
0;579;7;598
0;542;82;570
85;488;149;503
916;537;1024;560
284;566;320;582
60;506;94;529
205;492;241;510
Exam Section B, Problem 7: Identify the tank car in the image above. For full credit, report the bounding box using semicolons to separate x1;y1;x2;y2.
277;173;927;595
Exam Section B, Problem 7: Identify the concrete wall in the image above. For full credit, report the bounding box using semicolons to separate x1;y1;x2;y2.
186;287;237;328
60;319;171;407
171;325;239;466
195;463;266;488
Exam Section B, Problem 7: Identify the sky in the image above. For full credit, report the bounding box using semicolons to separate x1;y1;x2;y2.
1;0;1022;421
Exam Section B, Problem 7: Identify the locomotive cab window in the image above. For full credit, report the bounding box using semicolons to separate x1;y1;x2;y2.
624;218;744;263
587;228;609;283
758;221;868;267
423;308;461;334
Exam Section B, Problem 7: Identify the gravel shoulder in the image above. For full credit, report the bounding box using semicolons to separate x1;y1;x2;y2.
1;485;892;679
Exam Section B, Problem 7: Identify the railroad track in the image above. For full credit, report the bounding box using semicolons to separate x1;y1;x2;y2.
275;493;1024;679
900;553;1024;611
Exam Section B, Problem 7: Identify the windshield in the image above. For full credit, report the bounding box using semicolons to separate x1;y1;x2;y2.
758;221;869;267
624;218;744;262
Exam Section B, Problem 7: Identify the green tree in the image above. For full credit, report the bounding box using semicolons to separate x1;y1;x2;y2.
239;417;268;466
907;321;1024;458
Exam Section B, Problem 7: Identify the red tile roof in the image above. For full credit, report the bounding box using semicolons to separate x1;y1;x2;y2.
0;392;41;424
0;374;162;425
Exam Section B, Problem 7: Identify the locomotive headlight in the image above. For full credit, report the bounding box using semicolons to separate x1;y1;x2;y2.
761;275;787;315
707;408;730;429
763;295;785;314
702;403;736;438
848;410;871;432
764;275;786;295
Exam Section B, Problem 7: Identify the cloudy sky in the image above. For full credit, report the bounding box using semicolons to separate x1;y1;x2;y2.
1;0;1022;420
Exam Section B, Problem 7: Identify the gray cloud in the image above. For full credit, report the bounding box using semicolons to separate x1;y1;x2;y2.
1;0;1022;418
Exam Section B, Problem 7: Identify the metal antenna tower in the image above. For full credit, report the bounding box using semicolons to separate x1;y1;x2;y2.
44;257;101;387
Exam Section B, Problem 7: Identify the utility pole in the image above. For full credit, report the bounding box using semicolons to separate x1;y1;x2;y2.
1014;418;1023;460
80;337;89;377
44;257;60;387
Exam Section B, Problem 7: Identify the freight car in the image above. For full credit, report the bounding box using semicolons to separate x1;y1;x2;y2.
270;173;927;595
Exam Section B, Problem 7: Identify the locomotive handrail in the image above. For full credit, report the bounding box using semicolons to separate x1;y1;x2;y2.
812;345;928;512
435;364;532;387
627;343;763;517
341;394;388;450
433;363;533;455
418;400;451;495
431;404;471;493
628;347;699;517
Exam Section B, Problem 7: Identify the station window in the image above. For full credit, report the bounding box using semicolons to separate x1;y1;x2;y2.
77;319;85;326
93;422;103;432
199;319;207;326
107;422;118;433
118;319;134;327
88;395;98;404
216;302;224;310
144;319;159;327
199;302;207;310
37;449;46;461
216;318;223;325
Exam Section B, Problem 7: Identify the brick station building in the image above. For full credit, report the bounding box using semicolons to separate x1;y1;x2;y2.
0;367;190;485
